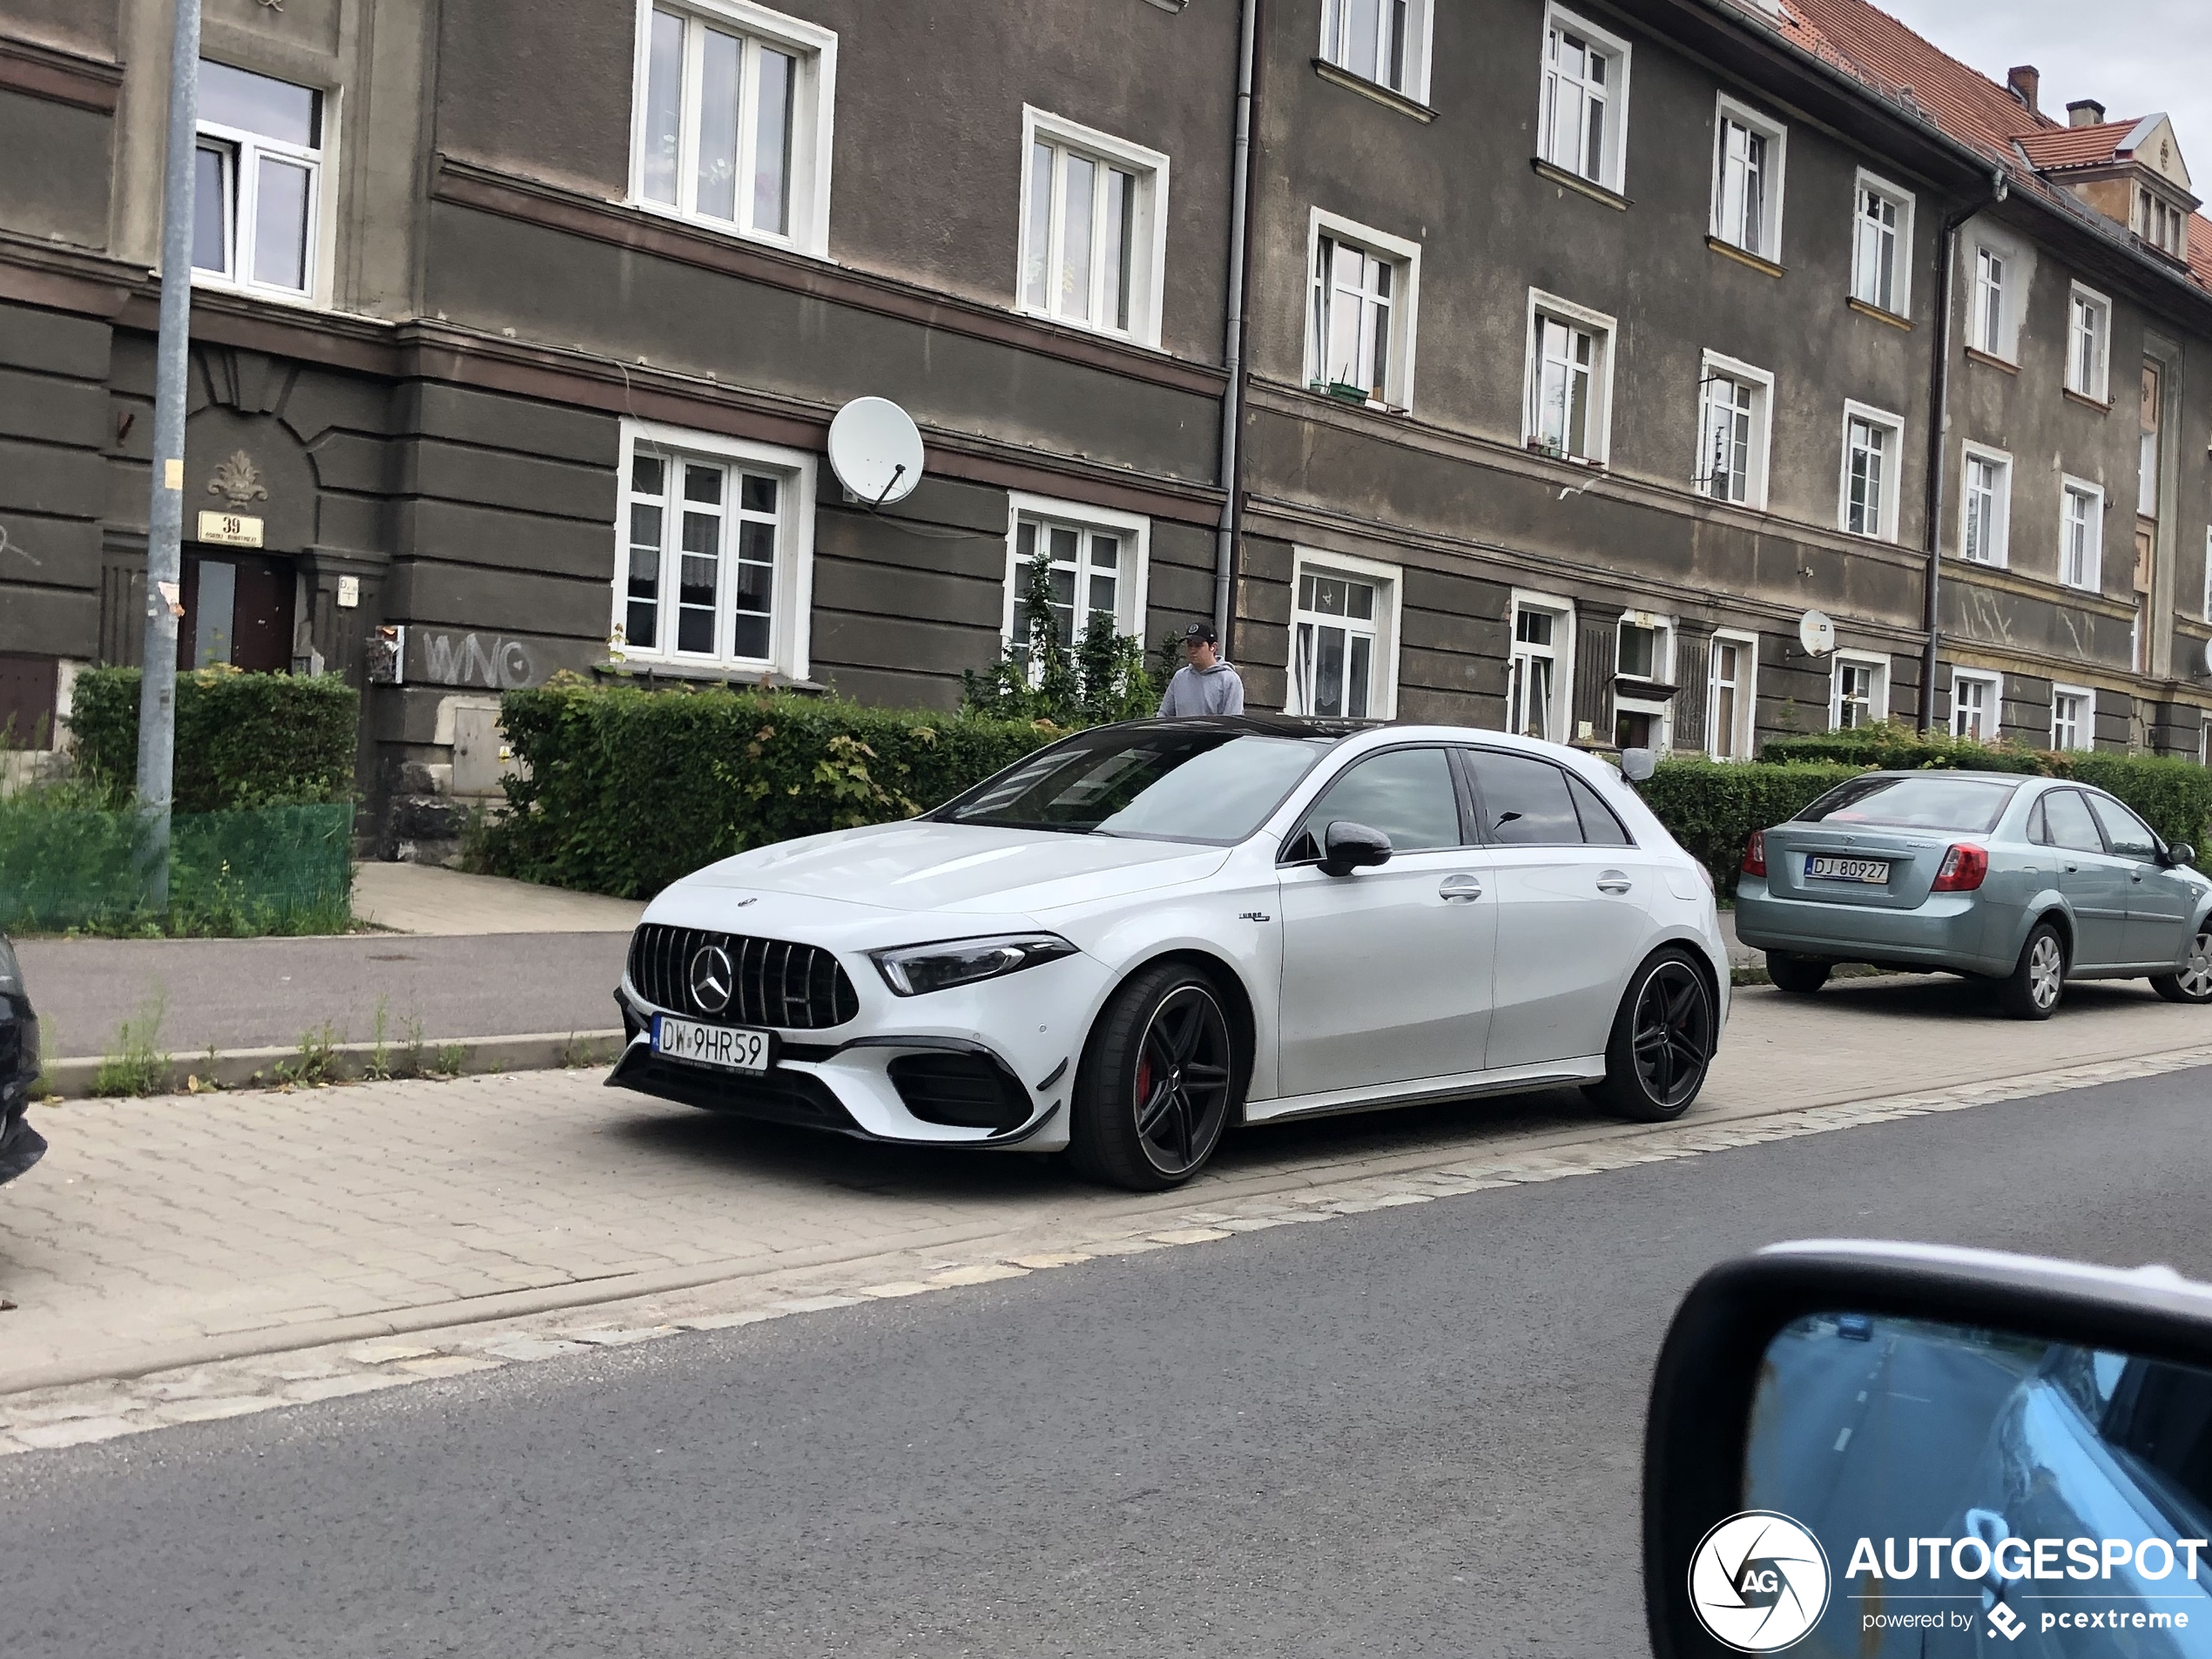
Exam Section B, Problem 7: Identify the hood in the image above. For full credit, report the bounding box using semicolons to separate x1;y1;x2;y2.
682;819;1232;914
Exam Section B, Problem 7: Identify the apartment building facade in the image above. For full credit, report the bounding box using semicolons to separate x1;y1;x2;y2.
0;0;2208;848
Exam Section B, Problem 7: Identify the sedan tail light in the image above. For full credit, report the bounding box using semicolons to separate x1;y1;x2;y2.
1741;831;1767;879
1932;844;1989;893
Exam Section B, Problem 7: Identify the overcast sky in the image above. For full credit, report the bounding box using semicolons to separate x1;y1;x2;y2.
1880;0;2212;175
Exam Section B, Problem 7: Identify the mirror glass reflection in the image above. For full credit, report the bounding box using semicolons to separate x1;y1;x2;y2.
1743;1313;2212;1655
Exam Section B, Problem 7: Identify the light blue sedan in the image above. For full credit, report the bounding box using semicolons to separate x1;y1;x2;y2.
1734;772;2212;1019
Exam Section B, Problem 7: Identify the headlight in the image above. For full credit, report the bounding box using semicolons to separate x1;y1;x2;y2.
871;934;1078;997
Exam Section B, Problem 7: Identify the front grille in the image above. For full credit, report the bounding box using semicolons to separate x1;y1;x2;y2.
628;924;860;1030
888;1052;1032;1131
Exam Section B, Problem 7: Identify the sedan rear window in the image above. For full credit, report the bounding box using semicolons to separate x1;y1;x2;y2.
1796;774;2020;834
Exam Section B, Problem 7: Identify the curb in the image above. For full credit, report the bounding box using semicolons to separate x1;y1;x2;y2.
32;1028;625;1100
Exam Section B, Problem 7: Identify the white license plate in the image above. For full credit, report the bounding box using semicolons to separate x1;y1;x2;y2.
1805;855;1891;885
651;1015;773;1074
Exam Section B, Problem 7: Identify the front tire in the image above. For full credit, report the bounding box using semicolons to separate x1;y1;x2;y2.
1583;950;1716;1124
1996;921;2067;1020
2151;924;2212;1005
1765;952;1832;995
1069;963;1238;1191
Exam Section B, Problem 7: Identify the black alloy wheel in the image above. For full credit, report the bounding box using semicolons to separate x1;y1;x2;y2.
1586;950;1716;1123
1069;964;1238;1190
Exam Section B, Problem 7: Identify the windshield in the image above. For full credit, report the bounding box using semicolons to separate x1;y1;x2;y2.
1796;773;2020;833
934;726;1336;843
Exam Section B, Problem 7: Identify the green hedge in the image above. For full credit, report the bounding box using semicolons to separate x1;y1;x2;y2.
69;665;359;811
1642;759;1866;898
476;678;1060;899
1760;723;2050;774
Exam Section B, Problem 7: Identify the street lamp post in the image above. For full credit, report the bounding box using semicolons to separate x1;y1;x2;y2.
134;0;203;909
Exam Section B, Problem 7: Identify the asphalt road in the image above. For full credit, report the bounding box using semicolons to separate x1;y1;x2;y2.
18;932;631;1057
3;1066;2209;1658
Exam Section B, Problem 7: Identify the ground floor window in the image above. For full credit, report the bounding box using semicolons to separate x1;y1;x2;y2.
612;421;815;678
1001;493;1150;666
1611;609;1673;751
1831;651;1887;731
2051;685;2092;752
1951;668;2001;740
1289;550;1399;719
1507;591;1574;741
1707;631;1757;759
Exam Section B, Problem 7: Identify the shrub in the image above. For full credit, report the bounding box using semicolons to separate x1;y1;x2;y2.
961;543;1161;725
1641;758;1865;897
1759;721;2049;774
2067;753;2212;866
476;677;1059;899
69;665;359;811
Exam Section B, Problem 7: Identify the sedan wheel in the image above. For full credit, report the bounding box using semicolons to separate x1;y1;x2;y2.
1069;964;1238;1190
1585;951;1715;1123
1996;922;2067;1021
2151;926;2212;1006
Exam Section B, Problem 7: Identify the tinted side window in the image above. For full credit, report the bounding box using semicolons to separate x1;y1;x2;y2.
1466;751;1582;846
1567;773;1633;846
2088;794;2160;860
2042;790;2107;855
1292;747;1463;856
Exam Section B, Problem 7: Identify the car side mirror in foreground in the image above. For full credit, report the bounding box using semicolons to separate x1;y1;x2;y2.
2167;843;2197;868
1645;1242;2212;1657
1621;747;1658;785
1319;819;1393;878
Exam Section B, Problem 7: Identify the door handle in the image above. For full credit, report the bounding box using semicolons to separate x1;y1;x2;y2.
1438;874;1484;903
1595;870;1634;894
2132;873;2144;884
2065;864;2079;873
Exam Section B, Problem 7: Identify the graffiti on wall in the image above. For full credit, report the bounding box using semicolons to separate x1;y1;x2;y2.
418;631;538;690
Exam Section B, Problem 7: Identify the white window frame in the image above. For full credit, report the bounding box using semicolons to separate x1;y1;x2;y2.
1286;547;1403;721
191;64;332;306
1830;650;1889;732
2060;476;2105;592
1838;400;1905;543
1305;208;1422;411
1507;589;1576;744
1949;668;2001;740
1957;441;2012;568
1522;289;1617;464
1318;0;1436;104
1017;109;1170;349
1693;349;1773;509
1710;93;1786;262
1706;629;1758;760
2067;281;2112;402
1613;607;1675;752
1848;167;1914;318
2050;683;2094;752
1535;5;1633;192
2203;525;2212;625
610;418;817;679
626;0;838;260
999;491;1151;655
1971;245;2006;357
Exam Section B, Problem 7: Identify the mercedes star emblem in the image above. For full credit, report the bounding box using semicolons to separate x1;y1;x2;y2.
688;944;734;1015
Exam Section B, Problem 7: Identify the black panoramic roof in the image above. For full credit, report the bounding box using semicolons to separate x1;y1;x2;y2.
1115;714;1370;741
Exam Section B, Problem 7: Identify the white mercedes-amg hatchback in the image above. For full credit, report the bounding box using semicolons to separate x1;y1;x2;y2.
610;717;1729;1190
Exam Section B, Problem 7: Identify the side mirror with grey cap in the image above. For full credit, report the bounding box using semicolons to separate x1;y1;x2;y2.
1621;747;1657;785
1644;1242;2212;1657
1319;820;1393;878
2165;843;2197;869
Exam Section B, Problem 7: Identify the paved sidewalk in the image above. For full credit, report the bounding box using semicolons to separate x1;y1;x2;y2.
3;974;2206;1398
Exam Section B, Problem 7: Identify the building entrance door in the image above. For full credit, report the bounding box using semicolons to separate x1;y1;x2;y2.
179;551;295;672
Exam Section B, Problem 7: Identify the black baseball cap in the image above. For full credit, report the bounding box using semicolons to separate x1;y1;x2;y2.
1181;620;1219;644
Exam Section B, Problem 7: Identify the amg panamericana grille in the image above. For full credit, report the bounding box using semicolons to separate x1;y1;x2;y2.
628;924;860;1030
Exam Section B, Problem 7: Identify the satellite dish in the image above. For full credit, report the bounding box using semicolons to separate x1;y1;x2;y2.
827;397;923;507
1798;610;1837;657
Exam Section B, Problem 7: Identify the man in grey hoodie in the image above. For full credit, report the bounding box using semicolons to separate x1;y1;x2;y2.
1157;620;1245;718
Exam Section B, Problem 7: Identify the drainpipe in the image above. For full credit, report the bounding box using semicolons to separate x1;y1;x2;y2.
1213;0;1261;654
1919;167;2009;732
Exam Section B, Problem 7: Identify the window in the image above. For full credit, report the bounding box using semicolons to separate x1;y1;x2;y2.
1019;111;1168;347
1707;631;1757;759
1294;747;1462;855
2135;187;2188;259
2060;479;2104;591
1831;651;1888;731
1613;610;1674;752
1839;402;1905;542
1524;293;1615;462
2088;793;2160;861
1950;669;2000;740
2051;685;2093;752
1464;750;1629;846
2034;788;2105;853
631;0;834;255
1306;211;1421;409
1536;8;1631;191
1695;352;1772;507
1002;494;1150;669
2067;284;2112;401
1507;593;1574;743
1959;444;2011;567
192;60;324;299
612;419;816;677
1850;171;1912;316
1710;97;1785;260
1318;0;1433;101
1972;246;2007;358
2204;527;2212;625
1288;550;1400;720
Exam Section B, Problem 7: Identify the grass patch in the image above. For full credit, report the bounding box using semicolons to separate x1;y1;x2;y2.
93;993;172;1097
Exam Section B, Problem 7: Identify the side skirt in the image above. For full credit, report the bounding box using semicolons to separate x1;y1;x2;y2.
1244;1058;1606;1126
